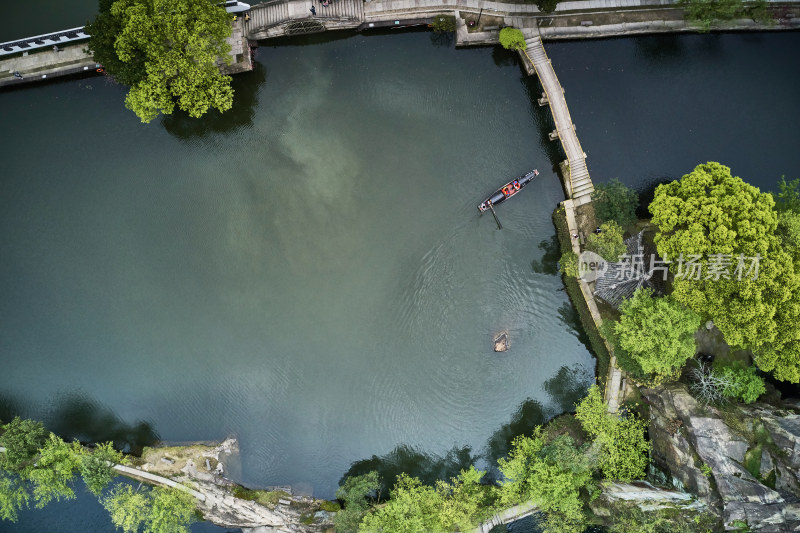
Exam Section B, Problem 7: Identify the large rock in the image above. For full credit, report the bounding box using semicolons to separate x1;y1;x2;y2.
642;384;800;531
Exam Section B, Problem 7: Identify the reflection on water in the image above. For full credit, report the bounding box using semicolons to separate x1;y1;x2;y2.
340;362;593;489
557;303;594;357
45;392;159;454
530;235;560;276
484;398;546;466
339;444;478;496
162;61;268;139
0;392;21;424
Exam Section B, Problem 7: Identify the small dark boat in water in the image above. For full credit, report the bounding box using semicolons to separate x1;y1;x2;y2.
478;170;539;213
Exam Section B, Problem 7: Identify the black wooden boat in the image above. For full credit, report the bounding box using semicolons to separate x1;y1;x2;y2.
478;170;539;213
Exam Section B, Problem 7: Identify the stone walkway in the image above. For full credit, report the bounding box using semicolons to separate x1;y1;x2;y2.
519;34;594;206
363;0;675;19
0;44;99;87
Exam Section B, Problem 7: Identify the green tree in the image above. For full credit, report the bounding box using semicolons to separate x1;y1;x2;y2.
85;0;147;86
774;176;800;213
435;467;496;532
534;0;561;13
615;288;701;381
586;221;627;262
777;211;800;270
27;434;82;508
676;0;743;32
499;28;526;51
147;486;197;533
649;162;800;382
0;474;29;522
431;15;456;32
560;250;579;278
575;385;650;481
498;429;594;533
335;471;381;533
746;0;773;23
359;473;444;533
0;418;48;474
81;442;124;497
717;364;766;404
103;483;150;533
591;178;639;227
86;0;235;123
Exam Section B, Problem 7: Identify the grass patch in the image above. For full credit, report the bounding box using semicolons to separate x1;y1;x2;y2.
319;500;341;512
232;487;291;507
553;206;611;387
300;513;314;525
743;445;762;479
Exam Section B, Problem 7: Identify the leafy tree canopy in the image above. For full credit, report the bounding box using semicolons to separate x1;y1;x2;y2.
358;468;496;533
615;288;701;380
336;471;381;533
650;162;800;382
86;0;235;123
534;0;561;14
774;176;800;214
359;473;444;533
498;429;594;533
586;221;627;262
591;178;639;228
0;417;48;474
434;467;496;532
560;250;579;278
81;442;125;497
147;486;197;533
777;210;800;271
499;28;526;51
716;363;766;404
103;483;196;533
0;474;29;522
85;0;147;86
27;434;83;508
575;385;650;481
103;483;150;533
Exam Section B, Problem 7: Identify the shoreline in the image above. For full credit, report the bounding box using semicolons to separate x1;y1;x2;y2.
2;2;798;89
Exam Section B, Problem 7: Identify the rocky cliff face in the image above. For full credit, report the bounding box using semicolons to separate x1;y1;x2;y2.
642;384;800;531
136;439;334;532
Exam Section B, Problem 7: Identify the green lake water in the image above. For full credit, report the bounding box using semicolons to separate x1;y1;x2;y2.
1;11;799;532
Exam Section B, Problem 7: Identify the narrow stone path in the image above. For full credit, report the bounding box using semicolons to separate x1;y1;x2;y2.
521;33;594;205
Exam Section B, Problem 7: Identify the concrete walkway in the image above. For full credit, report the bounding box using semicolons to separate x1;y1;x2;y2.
562;199;624;413
364;0;675;19
467;501;539;533
0;44;99;87
112;464;207;501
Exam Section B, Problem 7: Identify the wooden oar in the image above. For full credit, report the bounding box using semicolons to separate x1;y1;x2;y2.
488;203;502;230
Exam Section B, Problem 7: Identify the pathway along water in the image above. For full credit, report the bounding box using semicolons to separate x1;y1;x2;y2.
1;30;799;533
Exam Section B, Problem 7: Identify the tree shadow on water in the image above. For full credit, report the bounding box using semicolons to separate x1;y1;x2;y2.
557;302;593;354
531;234;560;275
635;34;685;62
542;365;593;415
430;31;454;48
484;399;547;467
0;392;22;424
492;45;519;68
162;60;268;139
339;444;478;495
45;393;159;455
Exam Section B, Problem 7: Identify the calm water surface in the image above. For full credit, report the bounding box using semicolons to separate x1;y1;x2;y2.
1;30;593;531
1;14;799;533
